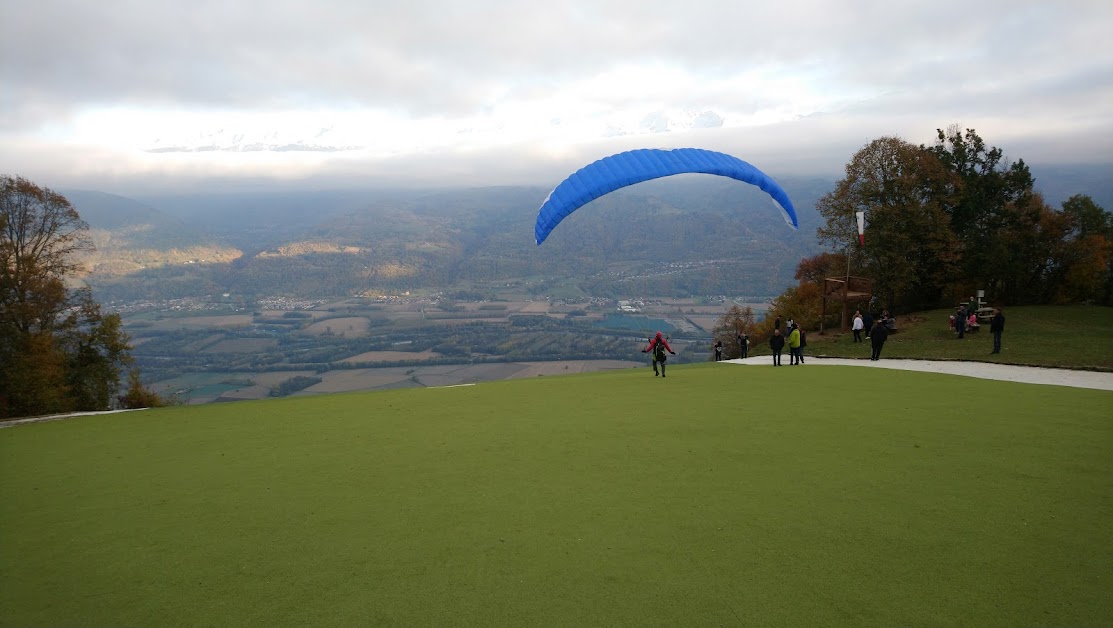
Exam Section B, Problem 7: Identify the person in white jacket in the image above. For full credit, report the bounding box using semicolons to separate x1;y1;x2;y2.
852;311;864;343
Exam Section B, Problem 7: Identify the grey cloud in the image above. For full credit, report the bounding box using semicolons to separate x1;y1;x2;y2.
146;144;359;153
2;0;1112;190
5;0;1111;119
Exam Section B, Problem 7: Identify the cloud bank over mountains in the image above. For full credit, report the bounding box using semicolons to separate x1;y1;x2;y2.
2;0;1110;193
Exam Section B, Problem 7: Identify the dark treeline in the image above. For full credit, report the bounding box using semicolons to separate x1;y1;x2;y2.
707;128;1111;343
807;128;1111;316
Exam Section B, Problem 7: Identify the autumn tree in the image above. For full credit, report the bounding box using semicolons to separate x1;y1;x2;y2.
711;304;758;358
795;128;1105;318
118;368;171;410
1049;195;1113;304
794;251;848;286
757;252;849;336
0;175;141;418
816;137;961;312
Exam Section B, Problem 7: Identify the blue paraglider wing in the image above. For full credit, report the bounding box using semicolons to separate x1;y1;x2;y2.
534;148;799;245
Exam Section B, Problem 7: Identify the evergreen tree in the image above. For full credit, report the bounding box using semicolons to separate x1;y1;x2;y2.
926;126;1037;302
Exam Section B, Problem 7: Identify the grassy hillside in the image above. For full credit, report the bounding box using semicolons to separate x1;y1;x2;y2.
2;364;1111;626
805;305;1113;371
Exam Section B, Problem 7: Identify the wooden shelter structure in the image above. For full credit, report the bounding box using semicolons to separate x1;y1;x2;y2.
821;275;874;333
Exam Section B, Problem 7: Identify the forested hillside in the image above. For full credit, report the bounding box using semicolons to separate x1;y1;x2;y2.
73;177;831;302
63;190;241;276
67;161;1108;305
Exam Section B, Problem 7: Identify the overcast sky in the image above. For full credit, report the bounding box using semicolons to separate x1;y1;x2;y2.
2;0;1111;194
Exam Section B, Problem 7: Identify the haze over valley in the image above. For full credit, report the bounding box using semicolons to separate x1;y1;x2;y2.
50;161;1108;403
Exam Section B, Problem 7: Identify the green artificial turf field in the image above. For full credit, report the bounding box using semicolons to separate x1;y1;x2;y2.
2;363;1111;626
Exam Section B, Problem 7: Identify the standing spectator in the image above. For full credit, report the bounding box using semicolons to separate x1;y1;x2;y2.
787;323;801;365
713;340;724;361
862;311;874;339
737;332;749;359
990;307;1005;354
870;319;889;361
955;305;967;339
852;311;864;343
770;329;785;366
798;327;807;363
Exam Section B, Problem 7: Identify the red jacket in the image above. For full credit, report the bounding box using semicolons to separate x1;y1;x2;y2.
645;336;673;355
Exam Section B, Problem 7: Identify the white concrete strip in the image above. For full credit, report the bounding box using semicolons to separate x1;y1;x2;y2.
0;407;149;429
723;357;1113;391
427;383;477;389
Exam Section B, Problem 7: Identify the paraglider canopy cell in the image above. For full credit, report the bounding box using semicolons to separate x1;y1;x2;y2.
534;147;799;245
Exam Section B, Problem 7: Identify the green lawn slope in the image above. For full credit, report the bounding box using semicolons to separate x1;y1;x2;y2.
2;361;1111;626
805;304;1113;371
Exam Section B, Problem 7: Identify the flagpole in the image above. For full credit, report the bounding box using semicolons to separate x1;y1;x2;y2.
843;211;865;331
842;242;850;331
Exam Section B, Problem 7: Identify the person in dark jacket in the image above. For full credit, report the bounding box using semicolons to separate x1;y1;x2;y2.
989;307;1005;354
713;340;724;361
769;329;785;366
642;331;675;377
737;332;749;359
862;311;874;339
870;319;889;361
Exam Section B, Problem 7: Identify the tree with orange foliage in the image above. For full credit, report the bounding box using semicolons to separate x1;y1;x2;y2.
1;175;158;418
817;137;962;313
712;304;758;359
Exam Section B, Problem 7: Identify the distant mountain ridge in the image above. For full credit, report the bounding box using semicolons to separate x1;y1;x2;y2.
62;189;242;276
63;164;1111;302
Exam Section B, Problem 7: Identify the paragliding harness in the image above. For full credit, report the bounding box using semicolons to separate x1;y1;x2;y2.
653;341;668;363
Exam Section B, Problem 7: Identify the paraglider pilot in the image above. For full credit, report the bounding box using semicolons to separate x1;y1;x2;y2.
643;332;676;377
